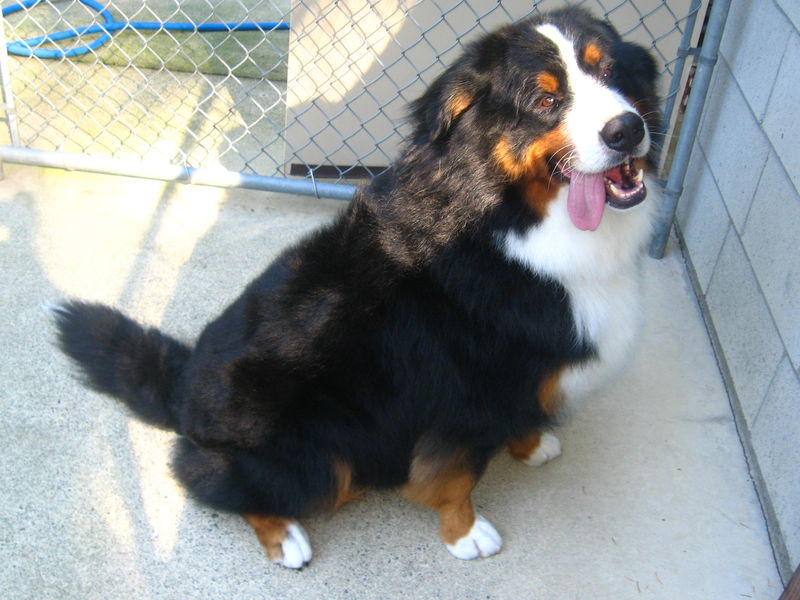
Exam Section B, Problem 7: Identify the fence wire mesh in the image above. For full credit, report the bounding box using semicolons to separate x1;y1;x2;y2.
0;0;706;184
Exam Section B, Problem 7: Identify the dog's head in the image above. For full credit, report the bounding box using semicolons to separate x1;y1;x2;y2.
410;7;661;231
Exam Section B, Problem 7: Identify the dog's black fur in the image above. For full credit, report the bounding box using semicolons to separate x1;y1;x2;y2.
55;6;659;552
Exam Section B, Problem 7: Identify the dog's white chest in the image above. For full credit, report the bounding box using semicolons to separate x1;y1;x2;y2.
557;267;644;399
500;184;655;399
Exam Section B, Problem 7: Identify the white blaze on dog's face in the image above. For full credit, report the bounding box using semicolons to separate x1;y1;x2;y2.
536;24;651;173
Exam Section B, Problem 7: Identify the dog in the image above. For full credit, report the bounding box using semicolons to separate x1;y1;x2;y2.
54;7;660;569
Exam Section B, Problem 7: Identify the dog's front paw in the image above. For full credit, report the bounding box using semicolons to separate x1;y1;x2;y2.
446;515;502;560
522;432;562;467
273;522;313;569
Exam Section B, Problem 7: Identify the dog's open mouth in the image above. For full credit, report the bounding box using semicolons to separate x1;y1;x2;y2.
556;158;647;231
603;159;647;209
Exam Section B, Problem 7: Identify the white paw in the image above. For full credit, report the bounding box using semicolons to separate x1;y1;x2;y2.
446;515;502;560
275;522;312;569
523;432;562;467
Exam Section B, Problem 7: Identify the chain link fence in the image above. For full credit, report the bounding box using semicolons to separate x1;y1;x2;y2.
0;0;716;230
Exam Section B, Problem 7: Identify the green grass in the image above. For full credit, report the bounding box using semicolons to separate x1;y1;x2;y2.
5;0;290;81
75;29;289;81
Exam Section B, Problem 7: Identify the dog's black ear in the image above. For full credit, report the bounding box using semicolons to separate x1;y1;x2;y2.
411;65;482;144
611;41;659;99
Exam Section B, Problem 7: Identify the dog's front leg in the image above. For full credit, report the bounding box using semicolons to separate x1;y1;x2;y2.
508;431;562;467
402;451;501;559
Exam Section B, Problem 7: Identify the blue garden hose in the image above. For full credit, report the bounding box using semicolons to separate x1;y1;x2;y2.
2;0;290;59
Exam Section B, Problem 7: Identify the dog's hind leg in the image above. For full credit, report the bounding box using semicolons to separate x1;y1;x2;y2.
171;438;317;568
402;449;502;560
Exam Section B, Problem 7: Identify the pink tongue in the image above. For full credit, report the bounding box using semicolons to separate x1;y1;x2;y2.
567;171;606;231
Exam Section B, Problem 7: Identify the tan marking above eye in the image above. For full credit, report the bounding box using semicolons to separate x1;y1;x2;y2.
583;43;603;67
536;72;560;94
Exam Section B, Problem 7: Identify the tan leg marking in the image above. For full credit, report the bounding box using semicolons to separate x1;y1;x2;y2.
508;432;544;462
508;431;562;467
538;368;565;416
244;514;312;568
332;460;365;510
243;514;292;562
507;370;565;463
402;451;477;545
403;446;503;559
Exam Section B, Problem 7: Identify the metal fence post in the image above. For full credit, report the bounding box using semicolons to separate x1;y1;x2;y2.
649;0;733;259
658;0;702;155
0;7;21;178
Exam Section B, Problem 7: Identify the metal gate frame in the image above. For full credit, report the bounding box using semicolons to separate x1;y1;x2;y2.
0;0;732;256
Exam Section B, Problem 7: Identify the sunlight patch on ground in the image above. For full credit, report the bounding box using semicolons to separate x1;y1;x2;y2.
127;419;187;560
31;169;164;303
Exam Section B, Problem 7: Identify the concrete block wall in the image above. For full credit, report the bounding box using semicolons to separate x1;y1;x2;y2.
675;0;800;581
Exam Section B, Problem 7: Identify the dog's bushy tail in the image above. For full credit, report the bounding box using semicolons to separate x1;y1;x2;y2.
52;300;191;430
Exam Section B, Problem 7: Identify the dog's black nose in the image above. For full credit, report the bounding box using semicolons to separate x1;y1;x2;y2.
600;112;645;153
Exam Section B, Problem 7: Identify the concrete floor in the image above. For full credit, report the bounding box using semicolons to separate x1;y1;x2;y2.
0;164;783;599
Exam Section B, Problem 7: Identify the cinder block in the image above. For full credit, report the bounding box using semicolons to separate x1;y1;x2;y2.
743;153;800;370
751;356;800;568
764;34;800;191
776;0;800;31
698;60;769;232
706;230;784;425
720;0;792;119
677;146;731;293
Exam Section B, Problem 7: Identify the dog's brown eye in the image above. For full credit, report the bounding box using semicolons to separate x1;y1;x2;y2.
602;65;614;79
540;95;557;109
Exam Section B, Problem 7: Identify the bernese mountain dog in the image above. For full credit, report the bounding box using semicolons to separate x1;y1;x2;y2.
54;7;660;568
